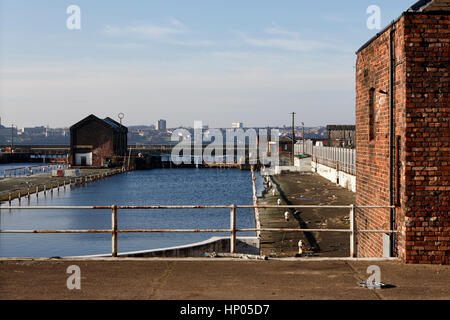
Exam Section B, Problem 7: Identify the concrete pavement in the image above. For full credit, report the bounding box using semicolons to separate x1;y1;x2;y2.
0;258;448;300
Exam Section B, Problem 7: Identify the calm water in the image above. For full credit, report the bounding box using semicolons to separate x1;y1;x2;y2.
0;168;262;257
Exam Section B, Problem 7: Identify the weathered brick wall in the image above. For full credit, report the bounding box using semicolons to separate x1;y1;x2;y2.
402;13;449;264
356;12;449;264
356;17;406;258
71;120;114;167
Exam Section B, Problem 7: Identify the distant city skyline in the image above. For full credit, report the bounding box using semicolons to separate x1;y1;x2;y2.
0;0;414;128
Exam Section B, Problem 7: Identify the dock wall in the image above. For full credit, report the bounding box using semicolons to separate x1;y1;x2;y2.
311;161;356;193
73;236;260;258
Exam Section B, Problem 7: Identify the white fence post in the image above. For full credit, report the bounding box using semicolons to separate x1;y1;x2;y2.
350;204;356;258
230;204;236;254
112;205;118;257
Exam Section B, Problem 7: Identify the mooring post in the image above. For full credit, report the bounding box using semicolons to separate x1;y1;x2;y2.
36;186;39;198
18;191;21;206
43;184;46;196
350;204;356;258
8;193;11;206
112;205;118;257
230;204;236;254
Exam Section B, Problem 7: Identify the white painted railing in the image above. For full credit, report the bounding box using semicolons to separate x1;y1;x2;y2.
0;204;395;258
295;142;355;175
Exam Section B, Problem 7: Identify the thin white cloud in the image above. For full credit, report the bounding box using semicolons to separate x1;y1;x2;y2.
103;18;187;39
102;18;215;47
238;24;346;52
264;23;299;38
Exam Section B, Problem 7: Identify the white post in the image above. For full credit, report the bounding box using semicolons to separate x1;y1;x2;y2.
350;204;356;258
112;205;118;257
230;204;236;254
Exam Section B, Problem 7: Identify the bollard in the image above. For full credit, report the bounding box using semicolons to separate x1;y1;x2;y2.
18;191;21;205
284;211;289;222
298;240;304;255
277;199;282;205
63;180;66;190
44;184;46;196
8;193;11;206
36;186;39;198
27;188;30;199
111;205;118;257
230;204;236;254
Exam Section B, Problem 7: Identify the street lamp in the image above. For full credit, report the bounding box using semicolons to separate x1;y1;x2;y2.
291;112;296;165
301;122;305;155
11;124;15;152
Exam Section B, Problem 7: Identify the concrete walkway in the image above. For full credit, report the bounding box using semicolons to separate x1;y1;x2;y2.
259;172;355;257
0;168;123;202
1;258;448;300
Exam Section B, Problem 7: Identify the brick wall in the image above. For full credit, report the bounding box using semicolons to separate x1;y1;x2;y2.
355;12;449;264
70;120;114;167
402;13;449;264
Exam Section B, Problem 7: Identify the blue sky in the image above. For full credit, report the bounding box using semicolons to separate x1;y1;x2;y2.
0;0;415;128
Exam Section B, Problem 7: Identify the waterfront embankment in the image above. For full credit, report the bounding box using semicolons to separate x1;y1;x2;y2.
0;167;125;203
258;171;355;257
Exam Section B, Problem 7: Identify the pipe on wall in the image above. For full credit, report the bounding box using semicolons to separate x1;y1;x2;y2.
388;27;396;258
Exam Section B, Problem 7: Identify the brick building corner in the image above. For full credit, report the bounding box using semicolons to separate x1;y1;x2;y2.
355;0;449;264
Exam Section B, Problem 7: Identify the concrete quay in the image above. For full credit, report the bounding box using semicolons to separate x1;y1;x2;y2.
0;167;125;203
0;258;448;300
258;172;355;258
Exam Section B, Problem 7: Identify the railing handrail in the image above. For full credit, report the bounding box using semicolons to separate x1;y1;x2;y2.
0;204;397;258
0;205;395;210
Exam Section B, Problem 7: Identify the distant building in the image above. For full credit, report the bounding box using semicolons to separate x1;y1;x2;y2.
19;126;46;136
69;114;128;167
326;125;355;148
279;136;294;152
232;122;244;129
156;119;167;131
355;0;449;263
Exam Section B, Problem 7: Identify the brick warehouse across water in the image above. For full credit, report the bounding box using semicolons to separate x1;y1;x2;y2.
355;0;449;264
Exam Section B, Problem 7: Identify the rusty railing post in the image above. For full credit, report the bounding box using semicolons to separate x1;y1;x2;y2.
112;205;118;257
350;204;356;258
230;204;236;254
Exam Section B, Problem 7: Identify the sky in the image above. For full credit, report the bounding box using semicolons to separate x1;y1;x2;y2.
0;0;415;128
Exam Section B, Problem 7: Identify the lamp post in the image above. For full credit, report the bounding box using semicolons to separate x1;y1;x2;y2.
11;124;14;152
302;122;305;155
291;112;296;165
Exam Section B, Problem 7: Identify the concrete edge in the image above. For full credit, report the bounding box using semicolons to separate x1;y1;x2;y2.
0;257;401;262
66;236;233;258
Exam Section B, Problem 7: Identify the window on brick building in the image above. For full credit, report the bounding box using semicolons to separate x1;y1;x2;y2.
369;88;375;141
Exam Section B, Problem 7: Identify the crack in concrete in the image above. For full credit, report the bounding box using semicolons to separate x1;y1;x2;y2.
147;261;173;299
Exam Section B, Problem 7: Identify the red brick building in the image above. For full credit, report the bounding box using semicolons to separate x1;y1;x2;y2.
355;0;449;263
69;114;128;167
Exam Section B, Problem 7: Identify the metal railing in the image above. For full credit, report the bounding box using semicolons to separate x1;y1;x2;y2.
0;168;125;205
295;142;356;175
1;163;68;178
0;204;396;258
